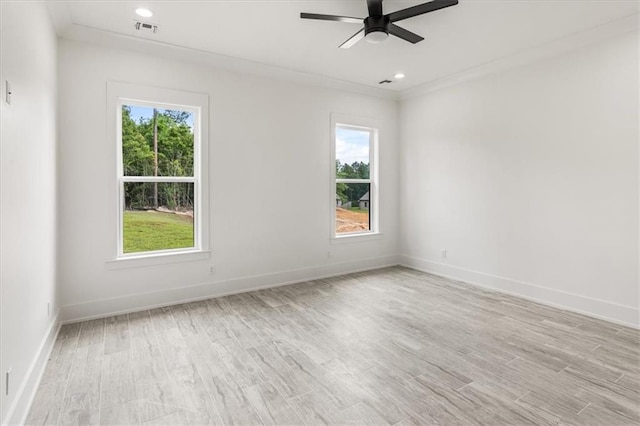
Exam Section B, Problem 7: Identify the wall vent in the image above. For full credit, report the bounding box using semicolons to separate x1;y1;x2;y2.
135;21;158;34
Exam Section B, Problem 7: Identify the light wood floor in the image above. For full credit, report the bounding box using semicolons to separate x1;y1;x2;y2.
27;267;639;425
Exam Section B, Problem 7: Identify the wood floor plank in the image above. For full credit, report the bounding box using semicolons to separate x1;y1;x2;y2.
156;328;192;371
616;373;640;393
27;267;640;426
213;337;268;388
170;304;201;337
167;363;223;425
58;323;82;342
24;381;66;426
131;329;168;385
100;351;137;409
136;379;181;423
104;314;130;355
58;343;104;425
246;344;314;399
40;336;77;386
328;402;389;425
574;402;638;426
149;307;178;331
288;388;345;425
201;372;264;425
244;381;304;425
100;400;139;426
76;319;105;348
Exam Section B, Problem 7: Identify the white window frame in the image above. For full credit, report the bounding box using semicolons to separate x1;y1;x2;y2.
330;114;380;240
107;82;210;263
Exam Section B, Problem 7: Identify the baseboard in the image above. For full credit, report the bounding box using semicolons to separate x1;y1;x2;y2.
60;255;399;323
399;254;639;329
2;313;61;426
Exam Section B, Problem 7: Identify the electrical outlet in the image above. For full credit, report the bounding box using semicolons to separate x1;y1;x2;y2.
209;266;215;274
441;250;447;259
327;251;331;259
47;301;50;317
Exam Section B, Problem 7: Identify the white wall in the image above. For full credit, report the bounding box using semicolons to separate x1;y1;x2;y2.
399;32;639;327
0;2;59;424
57;39;399;321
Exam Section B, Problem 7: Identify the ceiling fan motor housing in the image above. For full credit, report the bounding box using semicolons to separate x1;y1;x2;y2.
300;0;459;48
364;15;389;36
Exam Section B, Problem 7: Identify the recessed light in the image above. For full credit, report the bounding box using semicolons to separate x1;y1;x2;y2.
135;8;153;18
394;73;405;80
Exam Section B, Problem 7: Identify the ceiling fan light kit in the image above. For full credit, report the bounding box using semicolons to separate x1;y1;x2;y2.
366;32;389;44
301;0;458;48
364;15;389;43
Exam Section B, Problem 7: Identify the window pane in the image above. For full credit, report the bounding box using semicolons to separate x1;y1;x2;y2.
336;183;370;234
123;182;194;253
336;126;370;179
122;105;194;177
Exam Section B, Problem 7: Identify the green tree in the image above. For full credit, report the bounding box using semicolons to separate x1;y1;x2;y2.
122;106;195;211
336;160;370;205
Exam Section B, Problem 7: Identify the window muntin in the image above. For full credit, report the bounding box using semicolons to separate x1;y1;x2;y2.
117;101;201;257
334;124;377;236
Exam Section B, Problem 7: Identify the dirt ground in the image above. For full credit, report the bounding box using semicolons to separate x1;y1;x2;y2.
336;207;370;233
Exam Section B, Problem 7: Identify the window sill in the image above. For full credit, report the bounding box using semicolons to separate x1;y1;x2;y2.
106;249;210;270
331;232;383;244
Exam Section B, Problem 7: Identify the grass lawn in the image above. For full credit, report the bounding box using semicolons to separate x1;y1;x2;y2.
123;210;194;253
348;207;368;213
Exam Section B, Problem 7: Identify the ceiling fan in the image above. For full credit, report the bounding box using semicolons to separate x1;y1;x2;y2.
301;0;458;48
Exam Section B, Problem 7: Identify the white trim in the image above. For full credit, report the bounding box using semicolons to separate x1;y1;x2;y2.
400;13;640;100
64;255;640;328
121;176;195;183
48;12;637;103
106;249;211;270
116;98;200;116
2;313;61;426
336;178;371;184
106;82;210;262
331;232;383;244
60;255;399;323
55;23;397;101
331;113;380;238
399;254;640;329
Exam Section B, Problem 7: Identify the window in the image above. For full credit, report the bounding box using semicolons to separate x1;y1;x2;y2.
109;83;209;259
332;117;378;237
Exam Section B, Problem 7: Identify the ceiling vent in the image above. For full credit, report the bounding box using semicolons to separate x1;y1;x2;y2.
134;21;158;34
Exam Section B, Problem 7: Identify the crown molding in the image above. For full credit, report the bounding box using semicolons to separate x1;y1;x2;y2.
50;5;638;103
45;2;72;35
400;13;639;101
58;24;399;101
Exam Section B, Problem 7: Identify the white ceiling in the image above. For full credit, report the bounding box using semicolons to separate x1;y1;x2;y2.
48;0;638;92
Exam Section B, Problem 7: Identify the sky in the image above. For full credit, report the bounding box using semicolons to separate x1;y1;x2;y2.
336;127;370;165
128;105;194;129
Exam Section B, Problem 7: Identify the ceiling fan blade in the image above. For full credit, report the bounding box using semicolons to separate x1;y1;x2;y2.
386;0;458;23
300;13;362;24
388;23;424;44
339;28;365;49
367;0;383;16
